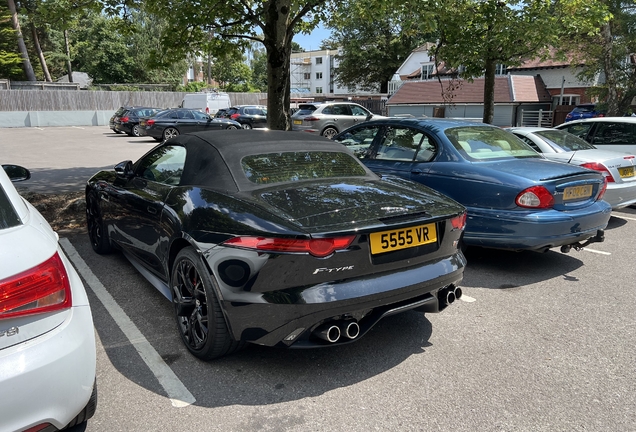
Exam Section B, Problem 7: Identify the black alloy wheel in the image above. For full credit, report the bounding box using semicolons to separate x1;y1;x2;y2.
86;192;112;254
131;124;141;137
171;247;243;360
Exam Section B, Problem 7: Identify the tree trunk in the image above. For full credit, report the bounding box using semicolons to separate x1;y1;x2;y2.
482;59;496;124
30;22;52;82
263;0;292;131
600;22;619;116
6;0;37;81
64;29;73;82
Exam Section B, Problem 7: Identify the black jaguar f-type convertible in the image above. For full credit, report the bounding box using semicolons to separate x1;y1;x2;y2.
86;130;467;359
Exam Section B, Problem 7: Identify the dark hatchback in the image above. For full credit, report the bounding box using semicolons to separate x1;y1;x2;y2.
115;107;162;137
227;105;268;129
333;118;611;253
139;108;241;141
85;130;467;359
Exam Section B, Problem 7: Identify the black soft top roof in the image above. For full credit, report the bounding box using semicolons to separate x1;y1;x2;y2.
172;130;375;192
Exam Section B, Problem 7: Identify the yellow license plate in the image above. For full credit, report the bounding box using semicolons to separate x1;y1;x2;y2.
369;223;437;255
293;120;302;125
563;185;593;200
619;166;635;178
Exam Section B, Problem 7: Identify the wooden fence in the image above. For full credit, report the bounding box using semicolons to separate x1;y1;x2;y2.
0;90;267;112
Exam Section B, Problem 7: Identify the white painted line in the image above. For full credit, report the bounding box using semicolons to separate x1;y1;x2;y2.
581;247;611;256
71;126;86;129
616;215;636;221
60;238;195;408
460;294;476;303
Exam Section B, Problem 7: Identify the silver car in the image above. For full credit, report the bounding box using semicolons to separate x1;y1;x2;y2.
291;102;383;139
509;127;636;209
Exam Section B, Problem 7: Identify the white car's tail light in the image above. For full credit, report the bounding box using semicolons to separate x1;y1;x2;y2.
515;186;554;208
581;162;615;183
0;252;72;319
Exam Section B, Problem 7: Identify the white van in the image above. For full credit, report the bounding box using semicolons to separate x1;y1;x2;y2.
180;92;231;115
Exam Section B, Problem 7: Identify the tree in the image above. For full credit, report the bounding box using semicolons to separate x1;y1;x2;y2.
250;48;268;91
327;0;429;93
108;0;332;130
0;3;24;79
568;1;635;115
6;0;36;80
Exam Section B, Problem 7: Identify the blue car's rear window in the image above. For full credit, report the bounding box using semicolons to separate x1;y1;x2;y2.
241;151;367;185
445;126;539;161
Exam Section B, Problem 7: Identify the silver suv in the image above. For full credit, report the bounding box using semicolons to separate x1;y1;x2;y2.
291;102;383;139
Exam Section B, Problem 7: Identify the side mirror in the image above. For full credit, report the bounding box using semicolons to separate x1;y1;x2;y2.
366;114;374;121
2;164;31;182
114;160;134;178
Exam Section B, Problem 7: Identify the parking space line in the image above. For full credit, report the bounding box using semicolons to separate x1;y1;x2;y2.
581;247;611;255
60;238;196;408
616;215;636;221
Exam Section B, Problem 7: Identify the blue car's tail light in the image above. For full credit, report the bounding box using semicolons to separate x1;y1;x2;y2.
515;186;554;209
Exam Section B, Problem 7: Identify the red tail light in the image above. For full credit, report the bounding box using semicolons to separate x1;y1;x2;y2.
515;186;554;208
230;113;240;120
146;119;155;126
120;116;129;123
223;235;356;258
303;116;320;122
580;162;615;182
450;212;467;230
0;252;72;319
597;176;608;200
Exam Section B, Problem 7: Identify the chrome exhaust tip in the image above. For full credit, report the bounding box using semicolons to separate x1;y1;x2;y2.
446;289;456;305
454;286;463;301
343;321;360;339
314;324;341;343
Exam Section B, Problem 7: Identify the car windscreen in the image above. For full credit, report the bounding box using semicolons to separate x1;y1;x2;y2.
445;126;539;161
534;130;595;152
296;105;318;116
241;151;367;185
0;186;21;229
573;105;596;113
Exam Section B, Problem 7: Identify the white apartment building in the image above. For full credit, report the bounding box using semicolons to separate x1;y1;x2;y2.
290;49;377;97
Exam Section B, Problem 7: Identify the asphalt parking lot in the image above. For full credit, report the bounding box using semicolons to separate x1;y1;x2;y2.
5;126;636;431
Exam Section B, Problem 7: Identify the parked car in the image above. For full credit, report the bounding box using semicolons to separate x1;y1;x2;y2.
292;101;384;139
114;106;162;137
333;118;611;253
508;127;636;209
226;105;268;129
109;106;129;134
214;108;229;119
564;104;604;122
85;130;467;359
554;117;636;154
0;164;97;431
139;108;241;141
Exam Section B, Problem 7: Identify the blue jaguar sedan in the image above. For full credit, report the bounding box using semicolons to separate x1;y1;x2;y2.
333;118;612;252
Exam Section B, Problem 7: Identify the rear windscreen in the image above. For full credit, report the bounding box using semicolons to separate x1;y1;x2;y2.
241;151;367;185
0;187;21;229
296;105;318;116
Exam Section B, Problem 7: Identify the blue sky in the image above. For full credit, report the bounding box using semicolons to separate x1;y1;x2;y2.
293;25;332;51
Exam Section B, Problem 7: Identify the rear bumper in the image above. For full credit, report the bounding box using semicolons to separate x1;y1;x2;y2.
604;182;636;209
0;305;96;431
463;200;612;251
219;253;466;347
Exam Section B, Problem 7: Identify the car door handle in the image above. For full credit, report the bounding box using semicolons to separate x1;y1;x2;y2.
411;168;425;175
147;206;157;215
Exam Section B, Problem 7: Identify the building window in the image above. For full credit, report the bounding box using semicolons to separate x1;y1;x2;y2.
316;87;323;94
553;95;580;106
421;64;435;80
303;73;311;80
495;64;507;75
316;72;323;80
316;57;323;65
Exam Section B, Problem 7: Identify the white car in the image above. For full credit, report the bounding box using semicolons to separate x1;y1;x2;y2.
509;127;636;209
0;164;97;431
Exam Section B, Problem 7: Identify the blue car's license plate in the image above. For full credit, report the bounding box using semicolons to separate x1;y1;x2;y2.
563;185;593;200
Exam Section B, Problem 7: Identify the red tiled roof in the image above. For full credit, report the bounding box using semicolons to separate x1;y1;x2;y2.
388;75;551;105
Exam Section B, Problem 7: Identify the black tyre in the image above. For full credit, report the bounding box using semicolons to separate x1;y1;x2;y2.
171;247;243;360
226;125;238;130
65;379;97;428
241;123;252;130
322;126;338;139
86;191;112;254
163;127;179;141
131;124;141;137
